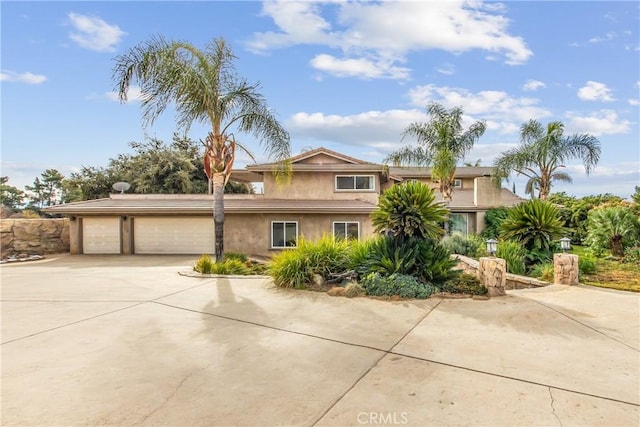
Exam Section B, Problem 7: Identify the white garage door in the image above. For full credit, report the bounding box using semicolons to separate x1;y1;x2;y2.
83;217;121;254
134;217;214;254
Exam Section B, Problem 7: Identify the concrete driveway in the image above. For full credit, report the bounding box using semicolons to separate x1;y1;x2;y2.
1;255;638;426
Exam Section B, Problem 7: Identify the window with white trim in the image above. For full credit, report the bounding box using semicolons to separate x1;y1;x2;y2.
333;221;360;240
335;175;374;191
453;179;462;189
271;221;298;248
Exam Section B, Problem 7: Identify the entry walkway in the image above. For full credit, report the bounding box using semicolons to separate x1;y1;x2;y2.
1;256;638;426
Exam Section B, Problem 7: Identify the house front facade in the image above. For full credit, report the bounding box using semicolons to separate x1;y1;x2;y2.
45;148;522;256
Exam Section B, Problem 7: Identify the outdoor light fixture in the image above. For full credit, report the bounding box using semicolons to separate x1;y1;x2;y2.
560;237;571;253
486;238;497;257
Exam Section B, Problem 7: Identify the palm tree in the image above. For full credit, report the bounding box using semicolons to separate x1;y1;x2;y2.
385;103;486;203
113;36;290;261
492;120;600;200
586;207;639;257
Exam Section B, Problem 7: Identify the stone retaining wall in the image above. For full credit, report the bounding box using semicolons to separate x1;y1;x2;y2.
453;254;549;290
0;219;70;258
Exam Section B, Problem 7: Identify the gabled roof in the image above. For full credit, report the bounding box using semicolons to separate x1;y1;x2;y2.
242;147;385;175
286;147;375;165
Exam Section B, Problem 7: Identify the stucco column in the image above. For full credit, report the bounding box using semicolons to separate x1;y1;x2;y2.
478;257;506;297
554;253;579;285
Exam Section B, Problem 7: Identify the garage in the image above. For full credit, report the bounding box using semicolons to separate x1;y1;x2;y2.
82;217;121;254
133;217;214;254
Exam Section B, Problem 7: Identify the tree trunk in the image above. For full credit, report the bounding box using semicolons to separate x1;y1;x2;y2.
611;235;624;257
212;172;225;262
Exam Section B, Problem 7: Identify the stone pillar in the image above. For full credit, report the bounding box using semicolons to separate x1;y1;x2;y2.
554;253;579;285
478;257;506;297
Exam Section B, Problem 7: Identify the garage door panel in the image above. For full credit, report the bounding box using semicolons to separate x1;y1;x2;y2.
83;217;121;254
134;218;214;254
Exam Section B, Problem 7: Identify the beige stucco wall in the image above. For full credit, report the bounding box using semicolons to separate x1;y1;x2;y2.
474;177;501;207
263;172;380;203
224;212;375;257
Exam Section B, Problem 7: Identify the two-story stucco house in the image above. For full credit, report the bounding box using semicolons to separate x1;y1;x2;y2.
45;147;522;256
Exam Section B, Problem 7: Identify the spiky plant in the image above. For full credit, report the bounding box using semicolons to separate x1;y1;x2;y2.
585;207;640;257
499;199;567;252
371;181;448;241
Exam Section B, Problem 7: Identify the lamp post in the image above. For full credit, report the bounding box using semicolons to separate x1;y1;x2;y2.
560;237;571;253
486;238;497;257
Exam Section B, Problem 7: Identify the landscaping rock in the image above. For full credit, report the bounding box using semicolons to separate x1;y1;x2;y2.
327;287;346;297
312;274;326;287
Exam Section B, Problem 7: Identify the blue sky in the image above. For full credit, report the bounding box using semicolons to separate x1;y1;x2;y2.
2;1;639;198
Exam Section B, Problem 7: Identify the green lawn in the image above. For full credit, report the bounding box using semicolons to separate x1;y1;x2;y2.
572;246;640;292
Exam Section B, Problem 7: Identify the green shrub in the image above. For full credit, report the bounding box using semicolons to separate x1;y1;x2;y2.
495;240;526;275
360;273;438;299
479;207;509;239
356;236;457;285
371;181;448;241
194;254;215;274
442;233;486;258
194;256;251;275
209;259;251;275
224;252;248;263
578;256;597;274
268;235;352;288
440;273;487;295
499;200;567;253
347;239;374;272
623;246;640;265
529;262;554;282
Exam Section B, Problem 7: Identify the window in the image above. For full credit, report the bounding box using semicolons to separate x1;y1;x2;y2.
449;213;469;235
453;179;462;189
271;221;298;248
333;222;360;240
335;175;374;191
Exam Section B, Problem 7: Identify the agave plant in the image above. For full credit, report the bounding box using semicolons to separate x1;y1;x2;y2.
499;199;567;252
371;181;448;241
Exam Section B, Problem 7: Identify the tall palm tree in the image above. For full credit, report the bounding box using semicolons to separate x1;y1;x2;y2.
113;36;290;261
385;102;486;203
492;120;600;200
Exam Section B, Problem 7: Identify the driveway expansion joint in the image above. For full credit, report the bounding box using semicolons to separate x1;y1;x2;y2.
529;298;640;352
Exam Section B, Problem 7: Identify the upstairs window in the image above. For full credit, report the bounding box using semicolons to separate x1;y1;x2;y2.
453;179;462;189
335;175;374;191
333;222;360;240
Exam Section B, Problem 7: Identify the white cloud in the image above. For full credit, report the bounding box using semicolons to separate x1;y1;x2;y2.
103;86;143;102
629;99;640;106
286;109;426;147
407;84;551;126
310;54;410;80
588;31;616;44
577;81;614;101
68;12;126;52
436;63;456;75
0;70;47;84
248;1;532;79
565;110;631;136
522;79;545;91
